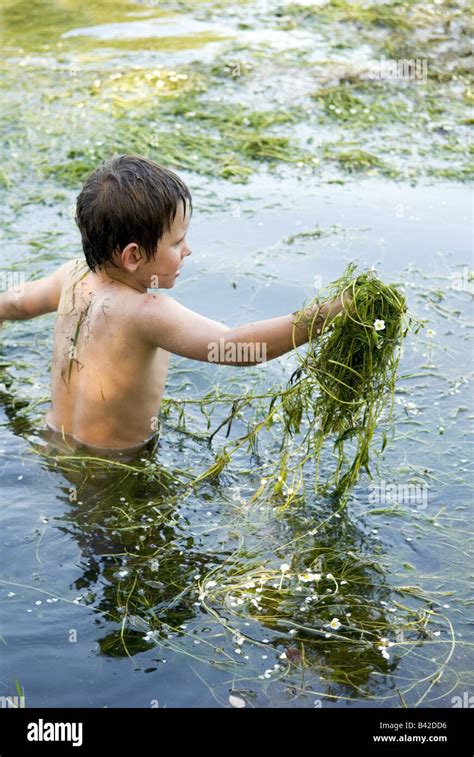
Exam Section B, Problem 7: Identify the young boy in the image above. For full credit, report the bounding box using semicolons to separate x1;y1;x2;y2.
0;154;346;454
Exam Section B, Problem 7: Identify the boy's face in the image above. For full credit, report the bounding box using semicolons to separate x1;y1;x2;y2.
145;198;192;290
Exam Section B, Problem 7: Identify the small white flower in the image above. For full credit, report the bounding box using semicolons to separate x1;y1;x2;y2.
328;617;341;630
377;637;394;657
280;564;290;573
298;572;321;583
374;319;385;332
426;329;436;338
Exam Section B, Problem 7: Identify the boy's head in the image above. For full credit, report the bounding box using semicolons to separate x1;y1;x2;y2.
75;154;192;289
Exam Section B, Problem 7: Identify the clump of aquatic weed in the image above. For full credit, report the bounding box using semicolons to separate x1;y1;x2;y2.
192;264;422;504
286;264;415;496
325;147;399;177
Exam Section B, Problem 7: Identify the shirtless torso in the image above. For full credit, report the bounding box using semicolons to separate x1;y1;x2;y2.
45;258;169;451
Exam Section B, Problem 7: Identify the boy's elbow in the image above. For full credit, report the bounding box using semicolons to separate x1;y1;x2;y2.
6;290;29;320
8;293;56;320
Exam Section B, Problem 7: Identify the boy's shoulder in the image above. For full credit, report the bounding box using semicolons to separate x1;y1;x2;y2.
57;257;88;288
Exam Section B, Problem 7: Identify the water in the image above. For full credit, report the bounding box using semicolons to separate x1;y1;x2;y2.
0;0;472;709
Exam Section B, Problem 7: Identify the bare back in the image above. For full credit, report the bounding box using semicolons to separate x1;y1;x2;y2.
45;259;169;449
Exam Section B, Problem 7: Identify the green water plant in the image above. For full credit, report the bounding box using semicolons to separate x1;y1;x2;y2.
192;264;420;504
282;264;415;497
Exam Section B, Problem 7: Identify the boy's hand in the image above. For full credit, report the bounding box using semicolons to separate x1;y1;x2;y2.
320;291;352;323
307;290;352;337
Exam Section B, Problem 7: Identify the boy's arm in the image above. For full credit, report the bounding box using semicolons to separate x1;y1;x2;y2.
137;292;346;365
0;258;80;324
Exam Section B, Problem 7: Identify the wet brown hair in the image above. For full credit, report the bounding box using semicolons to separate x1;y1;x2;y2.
75;154;192;271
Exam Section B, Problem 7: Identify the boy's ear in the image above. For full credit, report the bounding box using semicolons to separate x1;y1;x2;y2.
121;242;142;272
